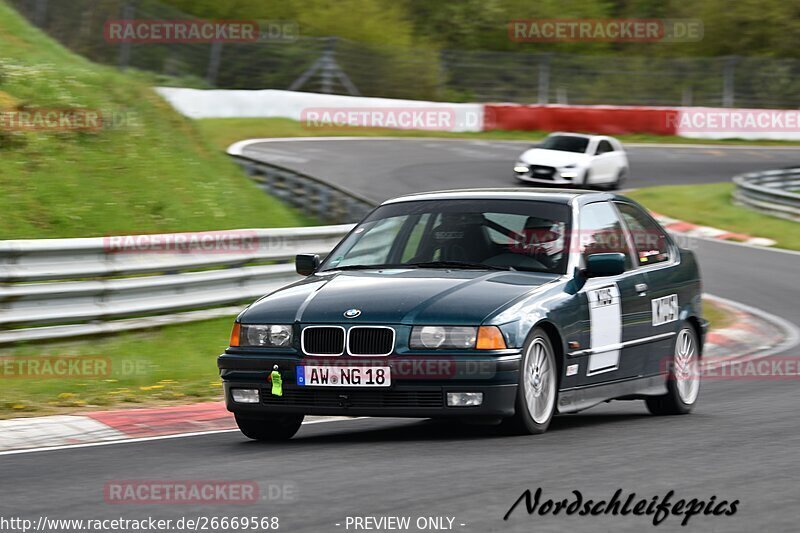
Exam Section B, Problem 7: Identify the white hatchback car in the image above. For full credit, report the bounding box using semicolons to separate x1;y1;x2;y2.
514;133;628;189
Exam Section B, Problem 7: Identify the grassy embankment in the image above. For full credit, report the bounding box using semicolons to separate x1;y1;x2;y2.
0;4;308;417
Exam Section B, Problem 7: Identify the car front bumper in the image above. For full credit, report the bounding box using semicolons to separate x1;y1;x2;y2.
516;174;575;185
218;352;521;418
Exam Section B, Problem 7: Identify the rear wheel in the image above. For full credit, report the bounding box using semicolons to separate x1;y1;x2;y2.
235;413;304;441
503;328;558;435
646;323;700;415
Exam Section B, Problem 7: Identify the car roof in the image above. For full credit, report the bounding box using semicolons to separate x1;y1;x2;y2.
547;132;596;139
381;188;624;206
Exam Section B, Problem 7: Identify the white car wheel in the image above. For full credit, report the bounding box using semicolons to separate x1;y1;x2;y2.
503;328;557;435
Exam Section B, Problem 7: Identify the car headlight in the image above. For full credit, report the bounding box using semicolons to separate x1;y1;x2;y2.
561;163;577;169
410;326;476;349
230;323;293;347
409;326;507;350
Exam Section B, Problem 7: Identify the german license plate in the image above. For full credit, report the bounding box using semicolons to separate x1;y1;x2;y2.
296;366;391;387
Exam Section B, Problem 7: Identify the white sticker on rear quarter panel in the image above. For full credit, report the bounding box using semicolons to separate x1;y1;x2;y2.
587;284;622;375
652;294;679;326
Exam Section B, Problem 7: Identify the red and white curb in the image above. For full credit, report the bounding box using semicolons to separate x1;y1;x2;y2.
0;295;796;455
0;404;354;456
652;212;777;247
0;403;232;453
702;294;799;370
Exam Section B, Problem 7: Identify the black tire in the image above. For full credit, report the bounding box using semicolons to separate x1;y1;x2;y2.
235;413;304;441
646;322;700;415
608;168;627;190
580;169;591;188
502;327;558;435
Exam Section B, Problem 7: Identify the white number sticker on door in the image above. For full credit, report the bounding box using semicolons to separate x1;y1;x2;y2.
587;284;622;376
652;294;679;326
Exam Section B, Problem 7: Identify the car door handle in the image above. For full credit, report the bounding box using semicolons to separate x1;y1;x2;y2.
635;283;648;294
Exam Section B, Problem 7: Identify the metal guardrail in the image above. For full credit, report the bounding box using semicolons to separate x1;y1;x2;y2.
230;154;376;224
0;226;351;282
0;148;380;345
733;168;800;221
0;225;353;344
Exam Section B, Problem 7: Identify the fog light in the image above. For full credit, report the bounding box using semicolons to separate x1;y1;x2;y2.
514;165;529;173
447;392;483;407
231;388;260;404
560;171;579;179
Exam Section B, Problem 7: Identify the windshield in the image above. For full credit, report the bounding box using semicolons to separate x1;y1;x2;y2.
539;135;590;154
319;199;571;274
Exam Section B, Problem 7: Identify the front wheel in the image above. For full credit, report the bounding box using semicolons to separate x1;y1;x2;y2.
608;168;627;190
646;323;700;415
579;169;591;188
503;328;558;435
235;413;304;441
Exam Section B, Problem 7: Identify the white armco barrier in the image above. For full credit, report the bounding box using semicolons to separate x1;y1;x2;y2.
156;87;485;132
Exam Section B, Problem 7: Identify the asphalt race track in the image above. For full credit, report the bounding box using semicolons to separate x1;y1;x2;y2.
235;138;800;202
2;139;800;532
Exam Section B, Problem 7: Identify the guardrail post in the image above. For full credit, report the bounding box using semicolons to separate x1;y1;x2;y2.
538;53;552;105
118;1;135;70
206;41;224;87
682;86;693;107
722;56;738;108
34;0;48;27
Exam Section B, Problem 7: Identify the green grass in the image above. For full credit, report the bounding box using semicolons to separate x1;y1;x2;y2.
196;117;800;152
627;183;800;251
704;299;734;330
0;316;236;419
0;4;307;239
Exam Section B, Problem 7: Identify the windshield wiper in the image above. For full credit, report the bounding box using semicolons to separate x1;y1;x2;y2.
409;260;514;271
324;261;521;272
322;263;417;272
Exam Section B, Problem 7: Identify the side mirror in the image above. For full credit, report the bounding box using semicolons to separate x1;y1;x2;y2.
296;254;320;276
585;253;626;278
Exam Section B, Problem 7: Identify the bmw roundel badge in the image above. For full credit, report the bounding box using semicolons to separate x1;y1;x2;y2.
344;308;362;318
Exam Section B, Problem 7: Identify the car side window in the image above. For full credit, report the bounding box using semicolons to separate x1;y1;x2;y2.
595;140;613;154
616;203;672;266
579;202;632;269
